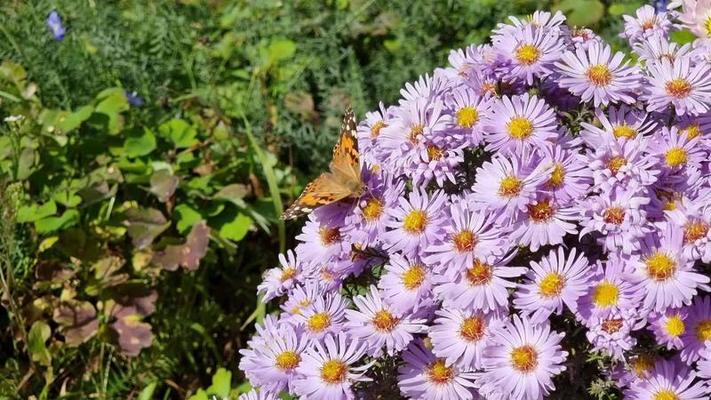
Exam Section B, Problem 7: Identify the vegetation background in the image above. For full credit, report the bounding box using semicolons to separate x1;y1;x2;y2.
0;0;647;398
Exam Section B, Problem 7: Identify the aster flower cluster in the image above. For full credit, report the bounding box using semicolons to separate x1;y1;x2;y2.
239;6;711;400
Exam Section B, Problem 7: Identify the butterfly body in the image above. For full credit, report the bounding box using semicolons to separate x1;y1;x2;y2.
281;108;363;220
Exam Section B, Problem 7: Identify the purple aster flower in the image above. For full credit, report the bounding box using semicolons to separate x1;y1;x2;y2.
238;389;278;400
675;112;711;143
578;184;652;254
345;285;427;357
398;339;479;400
580;105;658;148
584;309;641;360
633;35;692;64
555;42;641;106
442;44;482;85
484;93;558;155
699;343;711;380
294;292;349;340
444;86;493;147
510;195;579;252
378;253;433;316
624;359;709;400
677;0;711;40
399;73;449;104
584;136;660;192
293;333;372;400
648;127;706;175
434;252;527;313
514;247;592;323
478;314;567;400
280;282;321;324
295;211;348;265
679;295;711;364
494;25;564;85
382;189;447;254
425;198;510;278
410;139;465;187
628;223;710;313
239;315;307;394
539;143;592;202
649;307;688;350
495;10;567;37
47;10;66;41
664;194;711;261
643;56;711;116
430;308;506;370
258;250;302;302
576;256;644;322
356;102;393;167
567;27;604;51
300;259;347;292
612;352;661;388
621;5;673;44
343;171;402;247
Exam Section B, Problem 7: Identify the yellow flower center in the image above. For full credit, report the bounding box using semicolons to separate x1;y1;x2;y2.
645;252;676;282
592;281;619;307
665;147;688;168
320;359;348;384
281;267;297;282
586;64;612;86
613;124;637;139
401;264;426;290
372;310;399;332
403;210;428;234
630;354;655;378
602;318;624;334
507;117;535;139
319;227;341;245
665;78;692;98
275;351;301;371
653;390;679;400
705;16;711;37
603;206;626;225
539;272;566;298
606;156;627;174
456;106;479;128
546;163;566;189
684;220;709;243
452;230;477;252
527;199;554;223
515;44;541;65
510;345;538;372
427;359;454;384
664;315;686;337
409;124;424;144
466;259;493;286
681;123;701;140
696;320;711;341
370;120;386;138
427;145;444;161
498;175;523;198
362;197;384;222
459;316;486;342
307;312;331;333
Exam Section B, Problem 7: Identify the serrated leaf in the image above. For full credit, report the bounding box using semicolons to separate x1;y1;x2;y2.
17;200;57;223
124;208;170;249
124;128;157;158
158;119;198;148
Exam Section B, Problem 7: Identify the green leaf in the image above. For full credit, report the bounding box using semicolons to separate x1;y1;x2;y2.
158;119;198;148
124;128;157;158
53;191;82;208
35;209;80;234
124;208;171;249
138;382;158;400
265;38;296;64
149;169;179;202
17;147;35;180
57;105;94;133
555;0;605;26
207;368;232;397
175;204;203;234
214;208;252;242
213;183;249;208
94;88;129;134
670;30;697;45
187;389;209;400
17;201;57;223
608;1;643;16
28;321;52;366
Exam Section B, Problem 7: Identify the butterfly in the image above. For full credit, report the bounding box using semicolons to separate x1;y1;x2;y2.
281;108;364;220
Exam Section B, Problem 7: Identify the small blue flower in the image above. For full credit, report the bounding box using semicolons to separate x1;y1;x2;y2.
653;0;668;12
47;10;66;41
125;91;145;107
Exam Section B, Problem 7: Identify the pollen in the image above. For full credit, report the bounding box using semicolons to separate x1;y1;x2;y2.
466;259;493;286
592;281;619;307
527;199;554;223
370;120;386;138
319;226;342;245
645;251;676;282
664;315;685;337
460;316;486;342
401;264;426;290
606;156;627;174
456;106;479;128
281;267;297;282
507;117;534;139
515;44;541;65
403;209;428;234
683;220;709;243
427;359;454;384
653;389;679;400
275;350;301;371
664;147;687;168
409;124;425;144
510;345;538;372
586;64;612;86
320;359;348;384
307;312;332;332
601;318;623;334
612;124;637;139
546;163;566;189
372;310;399;332
427;145;444;161
539;272;566;298
362;197;384;222
696;320;711;341
498;175;523;198
665;78;692;98
452;229;477;252
603;206;626;225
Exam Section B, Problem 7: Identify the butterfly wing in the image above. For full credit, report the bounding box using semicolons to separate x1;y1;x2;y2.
329;107;362;185
281;172;353;220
